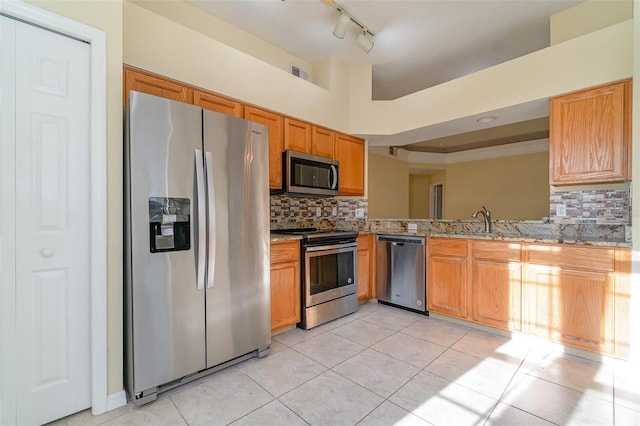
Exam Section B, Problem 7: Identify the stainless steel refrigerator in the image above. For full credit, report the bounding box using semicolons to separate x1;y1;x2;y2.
124;91;271;405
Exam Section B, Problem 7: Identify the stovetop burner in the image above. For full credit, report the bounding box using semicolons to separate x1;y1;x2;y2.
273;227;358;242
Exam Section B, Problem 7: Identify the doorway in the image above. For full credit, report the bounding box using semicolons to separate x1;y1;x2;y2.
430;182;444;219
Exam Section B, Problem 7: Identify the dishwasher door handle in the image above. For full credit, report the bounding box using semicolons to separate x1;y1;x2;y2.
392;242;404;246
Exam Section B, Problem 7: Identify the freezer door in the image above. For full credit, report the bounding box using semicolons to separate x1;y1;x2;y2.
203;111;271;368
125;91;206;396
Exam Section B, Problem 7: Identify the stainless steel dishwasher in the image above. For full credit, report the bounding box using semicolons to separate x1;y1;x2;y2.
376;235;427;313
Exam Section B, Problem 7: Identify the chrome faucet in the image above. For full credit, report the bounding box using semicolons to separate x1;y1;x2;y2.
471;206;492;233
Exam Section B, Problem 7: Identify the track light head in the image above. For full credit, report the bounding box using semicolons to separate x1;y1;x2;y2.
356;30;374;53
333;11;350;39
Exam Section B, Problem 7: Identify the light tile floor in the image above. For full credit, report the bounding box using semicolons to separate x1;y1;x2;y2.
51;301;640;426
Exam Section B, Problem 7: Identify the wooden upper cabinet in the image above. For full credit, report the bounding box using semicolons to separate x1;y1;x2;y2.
193;90;243;118
284;117;311;153
335;132;365;196
244;106;284;190
550;79;632;185
311;126;335;159
124;67;191;104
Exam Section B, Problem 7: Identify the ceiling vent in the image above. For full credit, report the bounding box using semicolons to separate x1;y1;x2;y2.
290;64;309;81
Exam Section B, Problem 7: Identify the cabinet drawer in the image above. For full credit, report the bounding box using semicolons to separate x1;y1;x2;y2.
429;238;467;257
472;240;521;262
528;244;614;272
271;240;300;263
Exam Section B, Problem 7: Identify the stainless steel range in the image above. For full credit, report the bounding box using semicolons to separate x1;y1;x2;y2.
275;228;359;329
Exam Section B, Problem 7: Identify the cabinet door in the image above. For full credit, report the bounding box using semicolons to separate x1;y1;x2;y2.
311;126;335;159
270;260;301;330
284;117;311;153
335;133;365;196
427;255;467;318
244;106;284;190
472;260;521;331
193;90;243;117
356;234;374;303
550;79;631;184
124;67;191;104
526;264;614;354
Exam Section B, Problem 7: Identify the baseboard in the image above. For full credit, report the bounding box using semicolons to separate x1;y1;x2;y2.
107;390;127;411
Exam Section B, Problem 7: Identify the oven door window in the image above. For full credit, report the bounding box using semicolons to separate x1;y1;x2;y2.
308;248;355;296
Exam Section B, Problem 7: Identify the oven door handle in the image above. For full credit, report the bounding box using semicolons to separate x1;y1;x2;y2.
305;242;357;253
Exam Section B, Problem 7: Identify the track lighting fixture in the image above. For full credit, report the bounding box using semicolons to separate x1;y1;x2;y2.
330;2;375;53
332;11;350;39
355;29;374;53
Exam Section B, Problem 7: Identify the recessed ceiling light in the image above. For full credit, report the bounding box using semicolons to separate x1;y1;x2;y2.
477;116;497;123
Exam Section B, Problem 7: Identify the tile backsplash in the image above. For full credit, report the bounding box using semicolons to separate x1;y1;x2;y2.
270;196;367;228
550;188;631;225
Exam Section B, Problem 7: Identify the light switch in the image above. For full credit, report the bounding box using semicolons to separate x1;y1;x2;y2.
316;207;322;216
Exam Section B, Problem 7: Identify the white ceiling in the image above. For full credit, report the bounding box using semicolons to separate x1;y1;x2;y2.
187;0;583;149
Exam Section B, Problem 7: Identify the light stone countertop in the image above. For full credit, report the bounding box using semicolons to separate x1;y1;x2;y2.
270;219;631;247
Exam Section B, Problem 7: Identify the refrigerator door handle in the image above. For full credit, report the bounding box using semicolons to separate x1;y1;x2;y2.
205;151;215;289
195;149;206;290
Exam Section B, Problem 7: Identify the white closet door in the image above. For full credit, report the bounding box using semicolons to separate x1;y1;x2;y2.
1;15;92;425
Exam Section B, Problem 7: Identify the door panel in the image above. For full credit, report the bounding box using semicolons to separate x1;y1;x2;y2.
203;112;271;368
8;17;92;425
127;92;206;394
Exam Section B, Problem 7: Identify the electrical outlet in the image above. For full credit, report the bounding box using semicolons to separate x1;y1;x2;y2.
316;207;322;217
408;223;417;232
556;204;567;217
355;208;365;218
332;207;337;216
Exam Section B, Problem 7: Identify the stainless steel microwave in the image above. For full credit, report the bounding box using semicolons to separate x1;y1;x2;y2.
275;150;339;197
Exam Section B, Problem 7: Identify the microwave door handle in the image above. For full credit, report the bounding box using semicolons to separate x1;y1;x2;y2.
329;165;338;190
195;149;206;290
205;151;215;289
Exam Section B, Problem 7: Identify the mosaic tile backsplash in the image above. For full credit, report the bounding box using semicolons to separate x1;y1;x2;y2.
549;188;630;225
270;196;367;229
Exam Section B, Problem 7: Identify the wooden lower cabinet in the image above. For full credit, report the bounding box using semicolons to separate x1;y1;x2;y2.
356;234;375;303
471;240;522;331
427;237;630;358
524;244;628;356
270;240;301;331
427;238;468;318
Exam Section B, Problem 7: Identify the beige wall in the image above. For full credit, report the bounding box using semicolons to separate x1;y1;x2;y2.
23;0;124;395
123;1;352;133
444;152;550;220
409;175;431;219
551;0;633;44
368;153;409;218
130;0;315;83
